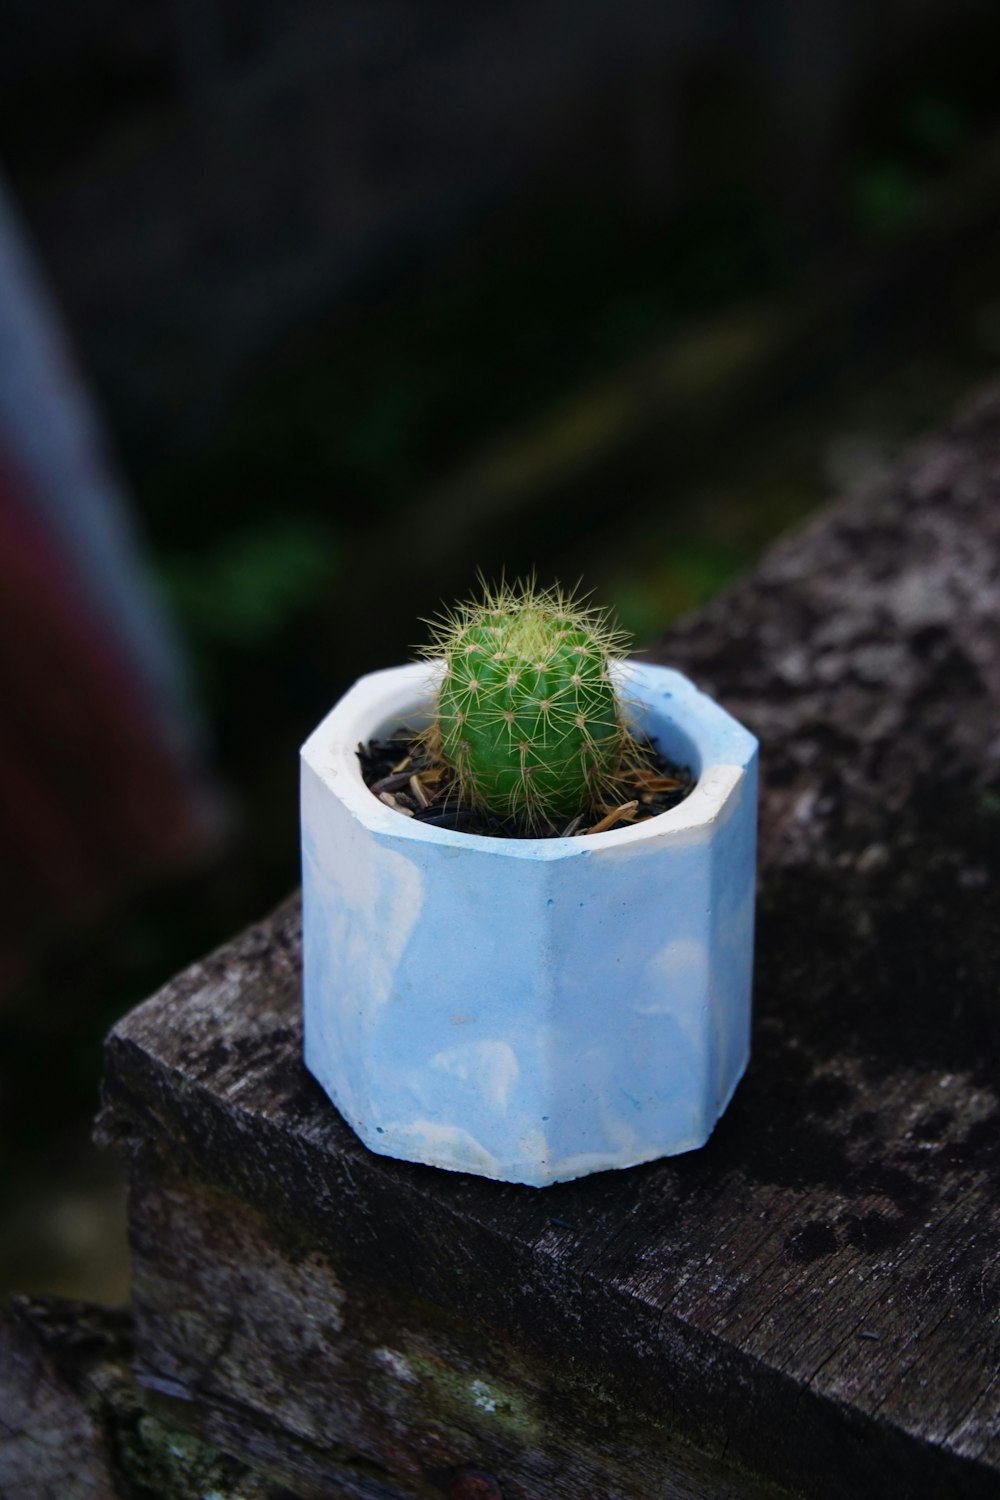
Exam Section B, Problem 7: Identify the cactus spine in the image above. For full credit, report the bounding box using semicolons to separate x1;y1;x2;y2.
425;580;632;828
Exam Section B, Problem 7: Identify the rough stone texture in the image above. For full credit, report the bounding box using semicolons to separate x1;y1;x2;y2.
58;387;1000;1495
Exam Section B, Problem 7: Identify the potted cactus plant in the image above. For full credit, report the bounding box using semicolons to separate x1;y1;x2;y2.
301;581;757;1186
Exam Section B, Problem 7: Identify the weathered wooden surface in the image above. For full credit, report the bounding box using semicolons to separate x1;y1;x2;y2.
0;1297;119;1500
0;1296;286;1500
96;388;1000;1498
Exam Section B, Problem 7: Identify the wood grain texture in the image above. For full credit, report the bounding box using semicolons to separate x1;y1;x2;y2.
0;1298;119;1500
0;1297;295;1500
99;387;1000;1499
125;1162;800;1500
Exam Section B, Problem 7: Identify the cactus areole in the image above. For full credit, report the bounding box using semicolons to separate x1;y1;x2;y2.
426;581;632;829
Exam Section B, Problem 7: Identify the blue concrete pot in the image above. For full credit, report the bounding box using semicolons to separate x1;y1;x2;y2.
301;660;757;1186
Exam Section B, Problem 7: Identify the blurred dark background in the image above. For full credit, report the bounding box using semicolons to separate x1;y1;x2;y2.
4;0;1000;1303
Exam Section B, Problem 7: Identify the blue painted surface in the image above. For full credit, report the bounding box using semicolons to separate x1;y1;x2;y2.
301;661;758;1186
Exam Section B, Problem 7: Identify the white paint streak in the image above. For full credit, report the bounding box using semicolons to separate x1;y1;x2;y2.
367;844;425;1007
387;1120;502;1175
430;1040;519;1111
518;1127;549;1163
334;840;423;1011
635;938;708;1014
552;1133;706;1181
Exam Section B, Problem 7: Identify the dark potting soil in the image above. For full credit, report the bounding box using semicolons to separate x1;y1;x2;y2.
357;731;694;839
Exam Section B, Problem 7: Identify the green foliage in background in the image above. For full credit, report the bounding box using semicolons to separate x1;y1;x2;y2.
850;92;968;237
159;519;337;648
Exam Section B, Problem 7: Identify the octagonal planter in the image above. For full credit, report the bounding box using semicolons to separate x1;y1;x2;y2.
300;660;757;1186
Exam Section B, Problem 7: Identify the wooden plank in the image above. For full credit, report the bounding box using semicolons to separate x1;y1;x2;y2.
126;1159;804;1500
99;386;1000;1498
0;1298;119;1500
0;1296;293;1500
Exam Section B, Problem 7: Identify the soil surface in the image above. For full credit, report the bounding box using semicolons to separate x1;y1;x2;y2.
357;728;694;838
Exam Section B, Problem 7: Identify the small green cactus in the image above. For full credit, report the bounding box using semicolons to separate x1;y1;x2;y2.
423;579;633;828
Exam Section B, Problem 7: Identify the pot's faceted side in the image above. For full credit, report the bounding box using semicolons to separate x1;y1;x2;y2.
300;662;757;1185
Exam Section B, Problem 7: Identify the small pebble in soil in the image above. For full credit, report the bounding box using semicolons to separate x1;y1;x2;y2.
358;731;694;839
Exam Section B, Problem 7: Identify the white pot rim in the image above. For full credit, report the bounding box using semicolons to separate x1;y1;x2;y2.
300;659;756;860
